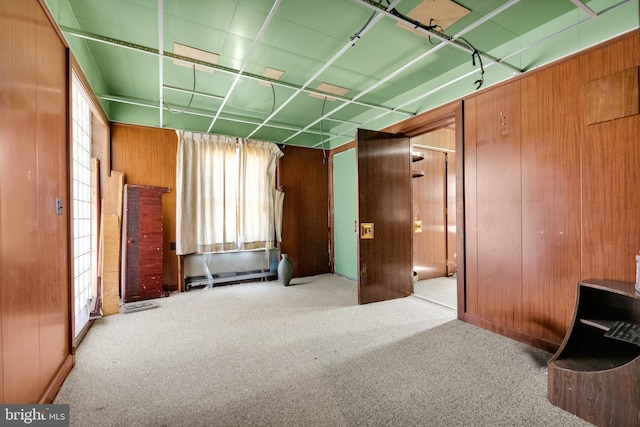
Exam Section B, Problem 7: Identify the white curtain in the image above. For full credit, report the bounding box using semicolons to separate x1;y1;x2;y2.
176;130;283;255
275;188;285;243
238;139;283;249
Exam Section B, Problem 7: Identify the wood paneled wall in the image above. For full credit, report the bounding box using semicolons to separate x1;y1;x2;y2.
278;145;330;278
110;124;179;290
462;30;640;351
110;125;331;287
580;33;640;282
0;0;73;403
520;58;582;346
465;81;525;335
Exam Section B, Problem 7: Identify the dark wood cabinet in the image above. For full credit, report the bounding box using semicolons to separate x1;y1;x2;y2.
548;279;640;427
122;184;170;302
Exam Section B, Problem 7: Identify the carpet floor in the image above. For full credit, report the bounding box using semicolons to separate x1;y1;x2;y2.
54;274;591;427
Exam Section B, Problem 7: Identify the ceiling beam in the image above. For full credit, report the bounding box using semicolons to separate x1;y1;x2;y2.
60;26;414;120
97;94;343;138
318;0;634;148
501;0;632;67
290;0;522;146
351;0;525;74
318;66;480;148
246;0;405;139
568;0;598;17
283;42;449;144
157;0;164;127
163;85;225;101
206;0;282;133
450;0;521;40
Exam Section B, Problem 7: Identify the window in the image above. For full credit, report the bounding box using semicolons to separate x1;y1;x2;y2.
71;78;94;336
176;132;283;255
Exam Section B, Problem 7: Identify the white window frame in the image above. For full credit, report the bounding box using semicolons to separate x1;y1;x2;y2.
71;77;94;337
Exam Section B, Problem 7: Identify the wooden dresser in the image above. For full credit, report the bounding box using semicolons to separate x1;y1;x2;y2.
122;184;170;302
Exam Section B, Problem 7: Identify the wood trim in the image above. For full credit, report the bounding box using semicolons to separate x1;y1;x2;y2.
328;153;335;273
38;355;74;404
70;54;110;126
330;140;355;156
461;312;559;353
385;102;458;137
64;46;75;362
453;102;465;317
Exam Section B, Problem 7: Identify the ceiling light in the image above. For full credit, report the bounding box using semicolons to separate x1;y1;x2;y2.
397;0;470;36
258;67;284;86
173;43;219;73
309;83;350;101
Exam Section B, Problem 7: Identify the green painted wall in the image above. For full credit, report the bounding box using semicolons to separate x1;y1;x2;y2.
332;149;358;280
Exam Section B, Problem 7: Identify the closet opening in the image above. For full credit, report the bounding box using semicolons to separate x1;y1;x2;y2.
410;124;457;311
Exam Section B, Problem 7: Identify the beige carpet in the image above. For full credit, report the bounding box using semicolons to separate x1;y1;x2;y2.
54;274;590;427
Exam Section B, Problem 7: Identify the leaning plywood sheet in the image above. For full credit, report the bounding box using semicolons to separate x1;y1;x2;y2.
102;214;121;315
90;158;102;318
100;170;125;315
104;170;125;217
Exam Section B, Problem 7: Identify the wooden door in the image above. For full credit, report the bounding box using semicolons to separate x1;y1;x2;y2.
356;129;413;304
412;149;447;280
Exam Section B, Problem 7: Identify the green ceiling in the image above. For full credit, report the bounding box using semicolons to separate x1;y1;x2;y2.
44;0;639;148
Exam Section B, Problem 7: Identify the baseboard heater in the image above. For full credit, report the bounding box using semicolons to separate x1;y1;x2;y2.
183;248;279;290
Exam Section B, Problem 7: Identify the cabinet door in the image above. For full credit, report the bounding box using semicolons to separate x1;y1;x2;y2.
465;81;523;327
356;129;413;304
0;0;70;403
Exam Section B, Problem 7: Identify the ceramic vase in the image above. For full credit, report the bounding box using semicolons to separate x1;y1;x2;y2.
278;253;293;286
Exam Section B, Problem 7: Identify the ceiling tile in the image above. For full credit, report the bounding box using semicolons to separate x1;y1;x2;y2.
49;0;639;148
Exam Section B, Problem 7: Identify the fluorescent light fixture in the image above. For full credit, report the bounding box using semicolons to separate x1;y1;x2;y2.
258;67;284;86
309;82;350;101
397;0;470;36
173;43;219;73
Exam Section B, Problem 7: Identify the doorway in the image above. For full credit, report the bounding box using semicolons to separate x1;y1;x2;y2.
333;102;463;310
411;125;457;310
